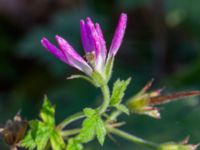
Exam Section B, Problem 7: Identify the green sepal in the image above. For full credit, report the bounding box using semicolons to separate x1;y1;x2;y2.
91;71;106;87
67;74;96;86
104;57;114;82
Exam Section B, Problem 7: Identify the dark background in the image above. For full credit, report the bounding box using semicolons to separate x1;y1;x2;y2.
0;0;200;149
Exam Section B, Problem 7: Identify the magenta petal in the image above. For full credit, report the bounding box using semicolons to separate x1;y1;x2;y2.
80;20;92;53
86;18;103;71
41;37;68;63
108;13;127;59
55;35;93;75
95;23;107;63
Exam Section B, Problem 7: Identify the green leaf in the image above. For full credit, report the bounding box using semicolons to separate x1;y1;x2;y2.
40;95;55;125
21;120;53;150
78;110;106;145
110;78;131;106
78;115;97;143
104;57;114;81
20;130;36;150
83;108;96;117
96;117;106;145
67;138;83;150
115;104;130;115
50;130;66;150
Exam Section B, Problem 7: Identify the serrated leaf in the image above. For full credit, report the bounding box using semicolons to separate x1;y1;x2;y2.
78;110;107;145
96;117;106;145
115;104;130;115
40;96;55;126
110;78;131;105
83;108;96;117
67;138;83;150
21;120;53;150
50;130;65;150
78;115;96;143
20;130;36;150
34;121;52;150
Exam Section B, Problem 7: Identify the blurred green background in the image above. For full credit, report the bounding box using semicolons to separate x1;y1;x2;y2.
0;0;200;149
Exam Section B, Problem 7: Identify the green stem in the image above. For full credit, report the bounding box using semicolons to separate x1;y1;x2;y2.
108;127;159;149
61;128;80;137
107;110;122;122
57;84;110;130
57;112;85;130
98;84;110;114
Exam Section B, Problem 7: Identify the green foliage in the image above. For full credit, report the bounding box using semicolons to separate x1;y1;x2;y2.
110;78;131;106
95;116;107;145
40;95;55;125
50;130;65;150
21;120;53;150
67;74;95;86
21;96;66;150
77;108;106;145
115;104;130;115
91;71;107;87
104;57;114;81
67;138;83;150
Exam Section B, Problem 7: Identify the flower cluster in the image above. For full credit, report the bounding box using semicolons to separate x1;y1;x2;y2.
41;13;127;77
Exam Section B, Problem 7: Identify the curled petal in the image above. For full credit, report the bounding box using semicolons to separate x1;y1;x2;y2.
95;23;107;63
108;13;127;59
41;37;68;64
55;35;93;75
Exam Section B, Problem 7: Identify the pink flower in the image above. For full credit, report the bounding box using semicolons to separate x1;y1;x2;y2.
41;13;127;76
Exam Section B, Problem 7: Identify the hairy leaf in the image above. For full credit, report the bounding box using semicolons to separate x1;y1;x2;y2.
40;95;55;125
21;120;53;150
110;78;131;105
67;138;83;150
78;109;106;145
96;117;106;145
20;130;36;150
115;104;130;115
50;130;65;150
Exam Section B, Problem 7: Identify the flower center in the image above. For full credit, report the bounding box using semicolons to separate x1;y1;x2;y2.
85;51;95;67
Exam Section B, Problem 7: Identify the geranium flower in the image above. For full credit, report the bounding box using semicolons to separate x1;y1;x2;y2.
41;13;127;76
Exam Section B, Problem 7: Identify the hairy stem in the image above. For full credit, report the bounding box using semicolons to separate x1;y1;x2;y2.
61;128;80;137
57;112;85;130
107;110;122;122
99;84;110;114
108;127;159;149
